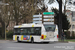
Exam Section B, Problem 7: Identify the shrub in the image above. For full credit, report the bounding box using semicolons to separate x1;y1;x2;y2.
6;31;13;38
64;31;75;39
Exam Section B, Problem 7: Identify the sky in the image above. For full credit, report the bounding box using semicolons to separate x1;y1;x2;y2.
47;1;59;11
44;0;60;11
45;0;75;11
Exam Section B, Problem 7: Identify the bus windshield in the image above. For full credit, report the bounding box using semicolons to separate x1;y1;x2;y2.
44;24;56;32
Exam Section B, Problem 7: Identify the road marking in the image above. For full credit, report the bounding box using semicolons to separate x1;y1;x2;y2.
7;47;24;49
54;46;74;49
30;48;44;50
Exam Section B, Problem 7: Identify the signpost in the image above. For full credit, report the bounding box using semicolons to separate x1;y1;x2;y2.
33;15;42;24
43;12;54;15
43;12;54;24
33;12;54;24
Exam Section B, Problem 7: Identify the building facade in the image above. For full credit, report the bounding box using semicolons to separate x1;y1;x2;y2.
66;10;75;31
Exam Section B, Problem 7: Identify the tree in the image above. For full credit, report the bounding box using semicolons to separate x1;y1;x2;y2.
8;0;41;24
52;8;71;31
0;11;10;38
0;0;11;38
8;0;55;25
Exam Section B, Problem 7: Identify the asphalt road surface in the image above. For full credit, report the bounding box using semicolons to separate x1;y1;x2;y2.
0;40;75;50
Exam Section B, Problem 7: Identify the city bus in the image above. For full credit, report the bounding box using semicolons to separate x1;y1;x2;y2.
13;23;58;43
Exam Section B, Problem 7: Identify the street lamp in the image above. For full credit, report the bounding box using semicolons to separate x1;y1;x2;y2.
1;3;9;40
4;3;9;40
0;2;9;40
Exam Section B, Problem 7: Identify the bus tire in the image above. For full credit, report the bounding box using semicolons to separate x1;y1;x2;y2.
31;37;34;43
17;37;21;42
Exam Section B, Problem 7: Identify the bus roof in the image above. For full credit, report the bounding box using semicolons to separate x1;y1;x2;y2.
14;23;43;28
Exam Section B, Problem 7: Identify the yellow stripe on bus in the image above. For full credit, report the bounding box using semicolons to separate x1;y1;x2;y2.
44;35;46;39
15;35;17;41
40;37;41;39
30;35;32;39
21;35;23;40
18;25;22;28
27;40;29;42
32;25;34;27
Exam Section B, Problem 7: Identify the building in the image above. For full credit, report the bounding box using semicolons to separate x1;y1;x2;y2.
66;10;75;31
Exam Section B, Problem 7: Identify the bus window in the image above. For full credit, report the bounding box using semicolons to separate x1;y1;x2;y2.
35;27;41;35
14;28;20;35
31;28;35;35
20;29;24;35
44;25;56;32
24;29;28;35
14;27;41;35
28;28;31;35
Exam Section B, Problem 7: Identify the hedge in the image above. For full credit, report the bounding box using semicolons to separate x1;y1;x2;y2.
64;31;75;39
6;31;13;38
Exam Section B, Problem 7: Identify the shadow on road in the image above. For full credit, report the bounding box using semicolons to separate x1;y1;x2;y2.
13;41;57;44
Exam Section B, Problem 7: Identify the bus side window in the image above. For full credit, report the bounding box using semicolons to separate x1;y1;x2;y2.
31;28;34;35
35;27;41;35
28;28;31;35
24;29;28;35
14;28;20;35
20;29;24;35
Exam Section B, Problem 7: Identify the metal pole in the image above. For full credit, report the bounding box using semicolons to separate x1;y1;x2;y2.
5;22;6;40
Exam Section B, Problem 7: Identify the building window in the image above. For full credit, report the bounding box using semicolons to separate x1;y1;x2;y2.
72;25;75;29
72;18;75;21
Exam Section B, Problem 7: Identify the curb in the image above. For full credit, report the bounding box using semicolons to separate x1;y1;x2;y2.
68;41;75;43
55;41;68;43
58;41;68;43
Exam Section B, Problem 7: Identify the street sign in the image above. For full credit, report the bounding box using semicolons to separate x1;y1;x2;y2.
33;14;42;24
33;18;42;20
33;15;42;17
33;21;42;23
43;16;54;18
43;22;54;24
43;19;54;21
43;12;54;15
33;12;54;24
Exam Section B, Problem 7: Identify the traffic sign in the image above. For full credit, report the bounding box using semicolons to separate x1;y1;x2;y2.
33;21;42;23
43;12;54;15
33;15;42;17
33;18;42;20
43;16;54;18
43;22;54;24
43;19;54;21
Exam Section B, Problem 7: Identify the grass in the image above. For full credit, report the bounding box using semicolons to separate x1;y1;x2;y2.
64;39;75;42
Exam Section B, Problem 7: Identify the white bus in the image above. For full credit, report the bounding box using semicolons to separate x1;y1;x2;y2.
13;23;58;43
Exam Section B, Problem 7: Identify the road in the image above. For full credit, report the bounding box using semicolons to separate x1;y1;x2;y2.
0;40;75;50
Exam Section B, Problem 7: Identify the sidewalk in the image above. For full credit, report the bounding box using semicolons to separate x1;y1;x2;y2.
68;41;75;43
